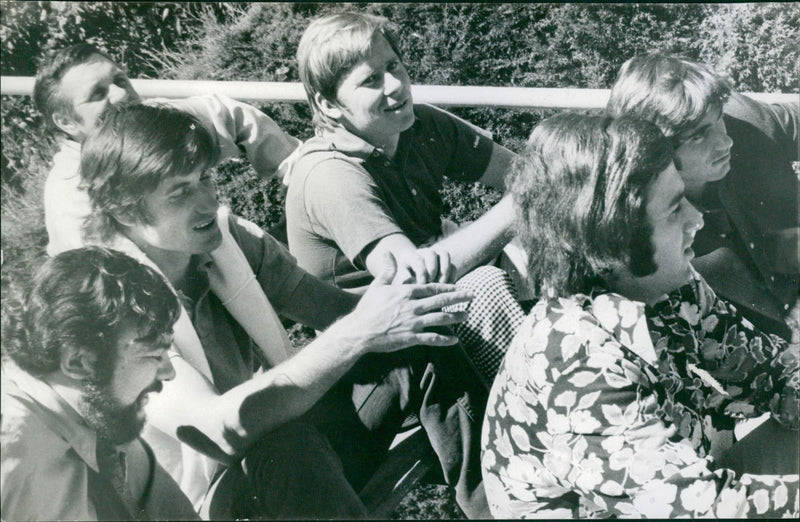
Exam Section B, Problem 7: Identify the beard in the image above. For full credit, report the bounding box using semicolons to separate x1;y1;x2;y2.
80;379;163;445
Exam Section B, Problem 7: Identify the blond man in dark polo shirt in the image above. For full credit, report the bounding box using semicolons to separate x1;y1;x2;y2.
286;12;517;291
286;12;528;518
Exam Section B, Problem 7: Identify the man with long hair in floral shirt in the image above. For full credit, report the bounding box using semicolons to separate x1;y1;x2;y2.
481;112;799;518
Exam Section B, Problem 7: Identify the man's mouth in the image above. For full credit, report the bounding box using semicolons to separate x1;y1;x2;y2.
384;99;408;112
712;151;731;165
193;217;216;231
138;381;164;406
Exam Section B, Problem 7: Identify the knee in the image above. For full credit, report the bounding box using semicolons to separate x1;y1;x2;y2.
455;266;520;310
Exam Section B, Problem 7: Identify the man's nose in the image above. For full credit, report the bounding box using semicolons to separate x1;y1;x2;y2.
108;84;130;105
157;355;176;382
687;202;704;233
196;184;220;214
384;72;403;96
714;124;733;152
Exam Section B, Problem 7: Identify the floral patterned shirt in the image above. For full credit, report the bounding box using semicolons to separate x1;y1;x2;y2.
482;270;799;518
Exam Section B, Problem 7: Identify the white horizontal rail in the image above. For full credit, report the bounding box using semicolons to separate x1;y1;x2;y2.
1;76;797;109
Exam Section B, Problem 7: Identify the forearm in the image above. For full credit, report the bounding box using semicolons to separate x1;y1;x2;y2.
148;315;367;461
433;193;515;280
221;315;367;449
160;94;300;177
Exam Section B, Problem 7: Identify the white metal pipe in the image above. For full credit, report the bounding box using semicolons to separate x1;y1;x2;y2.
2;76;797;109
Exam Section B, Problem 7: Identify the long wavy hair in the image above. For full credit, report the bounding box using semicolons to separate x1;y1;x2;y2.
508;112;673;298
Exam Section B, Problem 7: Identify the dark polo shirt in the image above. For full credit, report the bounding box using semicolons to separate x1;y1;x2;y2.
286;104;494;290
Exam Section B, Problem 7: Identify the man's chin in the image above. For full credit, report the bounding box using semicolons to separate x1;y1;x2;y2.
81;384;147;445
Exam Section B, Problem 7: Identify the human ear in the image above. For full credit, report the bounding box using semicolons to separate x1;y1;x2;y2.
108;207;138;228
315;93;343;121
52;111;82;139
60;345;99;381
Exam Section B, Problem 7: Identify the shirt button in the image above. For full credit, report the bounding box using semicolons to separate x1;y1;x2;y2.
384;161;390;167
411;188;418;196
371;150;381;158
749;242;755;249
720;233;727;238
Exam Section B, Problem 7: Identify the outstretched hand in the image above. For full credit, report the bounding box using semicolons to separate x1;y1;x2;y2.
347;252;473;353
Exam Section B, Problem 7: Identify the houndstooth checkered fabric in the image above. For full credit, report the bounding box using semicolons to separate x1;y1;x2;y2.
445;266;526;390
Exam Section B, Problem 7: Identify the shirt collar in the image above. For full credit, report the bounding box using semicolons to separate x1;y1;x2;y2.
2;361;100;471
312;111;417;160
318;125;378;159
588;292;658;366
62;138;81;151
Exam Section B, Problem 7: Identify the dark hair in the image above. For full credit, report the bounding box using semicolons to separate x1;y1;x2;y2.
1;247;180;380
607;53;732;143
80;103;218;241
508;113;673;297
33;43;118;130
297;11;404;131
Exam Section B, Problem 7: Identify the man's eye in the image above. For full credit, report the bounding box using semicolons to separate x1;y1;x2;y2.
89;87;108;101
168;189;187;201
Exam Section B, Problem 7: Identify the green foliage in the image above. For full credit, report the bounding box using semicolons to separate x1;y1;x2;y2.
0;1;225;77
697;3;800;92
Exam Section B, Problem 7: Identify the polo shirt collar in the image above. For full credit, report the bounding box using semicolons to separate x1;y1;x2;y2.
2;362;100;471
315;120;416;161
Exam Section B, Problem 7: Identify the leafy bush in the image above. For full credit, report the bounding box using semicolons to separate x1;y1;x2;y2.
3;1;799;297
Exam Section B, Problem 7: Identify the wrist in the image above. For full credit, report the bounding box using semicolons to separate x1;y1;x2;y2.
322;313;374;359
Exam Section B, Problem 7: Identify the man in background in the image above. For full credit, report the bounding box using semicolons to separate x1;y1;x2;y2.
34;43;300;255
607;53;799;340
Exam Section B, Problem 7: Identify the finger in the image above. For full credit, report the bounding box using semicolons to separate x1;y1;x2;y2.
412;290;474;313
409;257;428;285
406;282;460;298
413;311;469;328
438;251;454;283
392;266;415;286
374;251;398;285
423;250;439;282
411;332;460;347
383;332;460;351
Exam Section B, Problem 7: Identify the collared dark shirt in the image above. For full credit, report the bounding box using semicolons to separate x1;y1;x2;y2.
175;214;351;393
693;93;799;310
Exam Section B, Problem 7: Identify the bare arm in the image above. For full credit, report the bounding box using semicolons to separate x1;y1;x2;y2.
158;94;301;179
477;142;515;191
144;255;473;460
364;143;517;283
